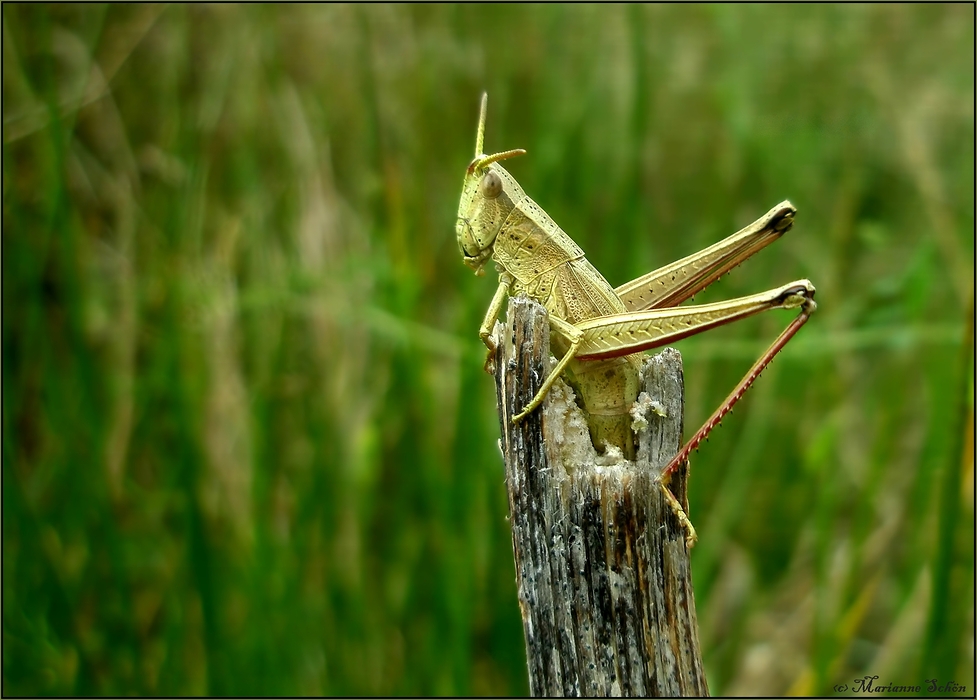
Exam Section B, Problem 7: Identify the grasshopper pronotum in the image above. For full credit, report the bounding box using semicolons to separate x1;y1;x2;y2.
456;94;816;546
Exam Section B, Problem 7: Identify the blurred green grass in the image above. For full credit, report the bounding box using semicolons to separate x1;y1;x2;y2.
2;4;973;696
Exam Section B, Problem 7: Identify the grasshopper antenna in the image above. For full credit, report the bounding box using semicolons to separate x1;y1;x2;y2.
475;92;488;158
468;92;527;174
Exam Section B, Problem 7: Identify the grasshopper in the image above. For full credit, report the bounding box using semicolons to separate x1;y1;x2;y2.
456;94;816;546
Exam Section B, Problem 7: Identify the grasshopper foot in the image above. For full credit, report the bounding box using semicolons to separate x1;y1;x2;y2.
481;335;498;374
512;390;546;424
512;405;531;424
659;482;698;549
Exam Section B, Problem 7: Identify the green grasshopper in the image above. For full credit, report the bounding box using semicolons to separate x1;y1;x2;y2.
456;94;816;545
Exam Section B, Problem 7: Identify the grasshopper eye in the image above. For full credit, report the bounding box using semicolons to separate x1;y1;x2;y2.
480;170;503;199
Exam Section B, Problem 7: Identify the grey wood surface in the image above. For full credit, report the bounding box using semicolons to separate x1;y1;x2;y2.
494;296;708;697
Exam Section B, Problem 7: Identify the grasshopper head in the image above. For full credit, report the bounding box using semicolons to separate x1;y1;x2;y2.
456;93;526;276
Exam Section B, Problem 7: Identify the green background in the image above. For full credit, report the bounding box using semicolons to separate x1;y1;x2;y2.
3;4;973;696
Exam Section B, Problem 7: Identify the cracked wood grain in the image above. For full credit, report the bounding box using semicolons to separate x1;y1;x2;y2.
495;296;708;697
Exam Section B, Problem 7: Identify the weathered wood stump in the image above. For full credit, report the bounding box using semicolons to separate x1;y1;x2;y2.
494;296;708;697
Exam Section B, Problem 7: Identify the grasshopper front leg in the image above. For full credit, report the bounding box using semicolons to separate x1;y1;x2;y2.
479;273;513;374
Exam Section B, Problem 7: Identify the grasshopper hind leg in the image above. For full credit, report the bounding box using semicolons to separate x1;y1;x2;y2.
659;480;698;548
658;297;817;548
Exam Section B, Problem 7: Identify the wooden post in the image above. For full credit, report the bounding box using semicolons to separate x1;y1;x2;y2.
494;296;708;697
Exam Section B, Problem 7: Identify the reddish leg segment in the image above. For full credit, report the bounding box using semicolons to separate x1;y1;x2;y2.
661;298;817;547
